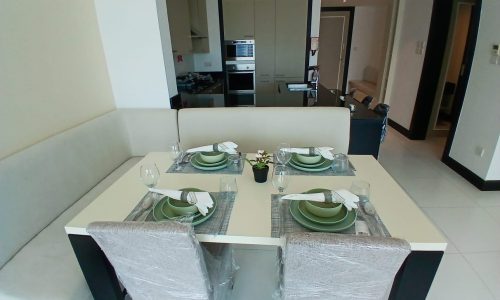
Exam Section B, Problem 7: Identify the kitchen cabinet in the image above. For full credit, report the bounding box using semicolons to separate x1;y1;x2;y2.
275;0;308;79
254;0;275;78
189;0;209;53
223;0;255;40
166;0;193;54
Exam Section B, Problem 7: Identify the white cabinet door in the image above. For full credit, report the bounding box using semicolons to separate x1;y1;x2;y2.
255;0;275;78
166;0;192;54
275;0;308;78
223;0;255;40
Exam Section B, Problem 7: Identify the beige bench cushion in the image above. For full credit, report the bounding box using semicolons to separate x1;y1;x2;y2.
178;107;350;153
0;111;131;267
0;157;141;300
120;109;179;156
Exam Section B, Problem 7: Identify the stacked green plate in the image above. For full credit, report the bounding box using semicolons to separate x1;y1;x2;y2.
190;152;229;171
289;188;356;232
288;153;333;172
152;188;217;226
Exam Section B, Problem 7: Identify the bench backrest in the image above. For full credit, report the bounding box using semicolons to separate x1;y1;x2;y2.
178;107;350;153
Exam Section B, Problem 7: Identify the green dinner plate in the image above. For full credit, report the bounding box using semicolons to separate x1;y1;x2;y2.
192;152;229;167
153;188;217;226
291;153;326;167
289;201;356;232
289;158;332;172
298;201;348;225
191;155;228;171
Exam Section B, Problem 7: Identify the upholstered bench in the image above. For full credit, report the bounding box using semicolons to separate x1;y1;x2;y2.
0;109;178;299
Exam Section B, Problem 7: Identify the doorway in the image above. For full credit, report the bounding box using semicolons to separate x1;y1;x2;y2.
318;7;354;94
428;1;475;137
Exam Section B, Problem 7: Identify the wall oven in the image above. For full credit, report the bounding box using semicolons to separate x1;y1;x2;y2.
224;40;255;61
226;63;255;106
226;63;255;93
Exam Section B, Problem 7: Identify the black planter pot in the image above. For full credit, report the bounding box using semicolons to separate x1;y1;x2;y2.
252;166;269;183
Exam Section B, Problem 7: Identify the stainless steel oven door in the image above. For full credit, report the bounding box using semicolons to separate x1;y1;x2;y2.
226;71;255;93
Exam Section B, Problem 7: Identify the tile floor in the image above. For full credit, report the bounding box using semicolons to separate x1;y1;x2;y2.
232;128;500;299
378;128;500;300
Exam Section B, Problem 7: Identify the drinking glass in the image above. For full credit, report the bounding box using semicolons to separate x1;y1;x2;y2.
276;142;292;166
350;180;370;202
229;153;243;171
272;165;289;194
170;142;183;168
220;176;238;201
140;163;160;188
331;153;349;173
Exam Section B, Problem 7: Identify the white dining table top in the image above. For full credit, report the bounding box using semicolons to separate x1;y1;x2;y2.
65;152;447;251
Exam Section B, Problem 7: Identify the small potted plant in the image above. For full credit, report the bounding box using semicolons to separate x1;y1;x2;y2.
247;150;272;183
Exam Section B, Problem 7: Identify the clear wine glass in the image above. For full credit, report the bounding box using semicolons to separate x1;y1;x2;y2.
220;176;238;201
140;163;160;188
276;142;292;166
170;142;183;169
272;165;289;194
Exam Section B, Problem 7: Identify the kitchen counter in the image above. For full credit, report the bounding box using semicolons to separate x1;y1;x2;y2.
172;82;385;157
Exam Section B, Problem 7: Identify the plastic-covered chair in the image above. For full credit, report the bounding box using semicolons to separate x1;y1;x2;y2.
280;233;410;300
87;221;235;300
373;103;390;143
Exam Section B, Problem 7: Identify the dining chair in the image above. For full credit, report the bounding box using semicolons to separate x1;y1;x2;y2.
373;103;390;143
361;95;374;108
280;233;410;300
87;221;235;300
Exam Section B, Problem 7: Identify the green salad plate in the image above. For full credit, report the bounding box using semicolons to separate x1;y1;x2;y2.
288;188;356;232
190;153;229;171
289;201;356;232
291;153;326;168
288;157;332;172
152;188;217;226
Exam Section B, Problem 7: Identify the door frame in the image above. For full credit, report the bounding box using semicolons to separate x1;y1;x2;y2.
319;7;355;94
392;0;480;141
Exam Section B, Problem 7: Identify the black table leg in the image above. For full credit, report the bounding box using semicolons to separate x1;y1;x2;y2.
68;234;123;300
389;251;444;300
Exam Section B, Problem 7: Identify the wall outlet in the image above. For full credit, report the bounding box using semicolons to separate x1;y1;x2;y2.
204;61;212;67
475;146;485;157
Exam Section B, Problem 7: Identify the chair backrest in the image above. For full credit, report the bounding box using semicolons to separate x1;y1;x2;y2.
88;221;212;300
361;95;374;107
373;104;390;143
178;107;350;153
282;233;410;300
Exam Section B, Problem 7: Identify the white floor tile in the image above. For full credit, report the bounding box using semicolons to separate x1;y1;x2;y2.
231;249;279;300
483;206;500;225
427;253;494;300
422;207;500;252
464;252;500;299
402;177;478;208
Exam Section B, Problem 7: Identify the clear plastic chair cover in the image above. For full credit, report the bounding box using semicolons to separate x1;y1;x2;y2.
88;221;236;300
280;232;410;300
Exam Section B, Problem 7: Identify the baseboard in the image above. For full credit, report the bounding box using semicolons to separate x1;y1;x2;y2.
442;155;500;191
388;119;412;139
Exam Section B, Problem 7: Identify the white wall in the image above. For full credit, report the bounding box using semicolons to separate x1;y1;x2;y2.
193;0;223;72
449;0;500;181
94;0;177;108
0;0;115;160
347;5;389;86
384;0;433;129
309;0;321;67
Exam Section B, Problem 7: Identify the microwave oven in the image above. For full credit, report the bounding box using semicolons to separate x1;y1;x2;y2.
224;40;255;61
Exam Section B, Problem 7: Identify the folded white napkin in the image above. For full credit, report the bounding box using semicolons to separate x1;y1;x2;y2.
149;188;214;216
285;147;334;160
281;189;359;211
186;141;238;155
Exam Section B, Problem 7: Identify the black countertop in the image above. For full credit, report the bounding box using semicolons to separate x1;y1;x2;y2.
173;81;383;122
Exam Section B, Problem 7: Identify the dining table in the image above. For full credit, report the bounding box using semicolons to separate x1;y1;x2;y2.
65;152;447;300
